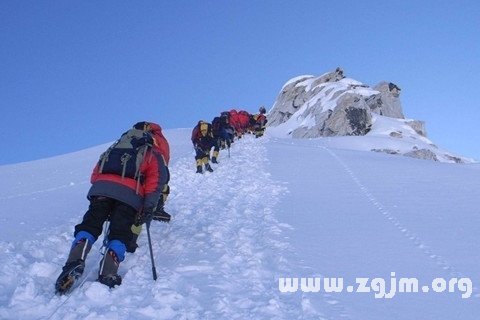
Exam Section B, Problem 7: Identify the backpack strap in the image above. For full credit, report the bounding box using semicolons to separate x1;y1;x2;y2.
98;140;119;174
120;153;132;179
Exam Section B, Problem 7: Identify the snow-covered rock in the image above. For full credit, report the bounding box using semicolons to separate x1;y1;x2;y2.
404;148;439;161
267;69;472;163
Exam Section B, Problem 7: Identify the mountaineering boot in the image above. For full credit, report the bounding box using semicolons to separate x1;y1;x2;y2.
66;238;92;263
211;150;219;163
55;238;91;294
152;207;171;222
196;165;203;174
205;163;214;172
55;259;85;294
126;223;142;253
98;250;122;288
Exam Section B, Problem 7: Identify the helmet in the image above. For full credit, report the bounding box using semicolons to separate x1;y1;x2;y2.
259;106;266;114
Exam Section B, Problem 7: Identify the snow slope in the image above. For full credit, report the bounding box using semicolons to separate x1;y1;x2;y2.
0;128;479;319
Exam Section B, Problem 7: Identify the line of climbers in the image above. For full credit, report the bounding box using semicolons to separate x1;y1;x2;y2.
191;106;267;173
54;107;268;293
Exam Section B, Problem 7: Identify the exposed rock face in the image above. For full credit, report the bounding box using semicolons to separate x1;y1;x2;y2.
405;120;427;137
389;131;403;138
323;94;372;136
404;149;438;161
372;148;400;155
444;154;463;163
366;82;404;119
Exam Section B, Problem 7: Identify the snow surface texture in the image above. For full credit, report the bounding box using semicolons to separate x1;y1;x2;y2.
1;128;479;319
267;69;473;163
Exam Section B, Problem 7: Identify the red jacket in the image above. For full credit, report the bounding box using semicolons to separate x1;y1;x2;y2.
237;110;251;132
149;122;170;165
88;122;169;212
229;110;242;134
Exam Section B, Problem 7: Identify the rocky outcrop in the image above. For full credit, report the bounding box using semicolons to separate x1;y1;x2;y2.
269;68;398;138
404;149;439;161
267;68;470;163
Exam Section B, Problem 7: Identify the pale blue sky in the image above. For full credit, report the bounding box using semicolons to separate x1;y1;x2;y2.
1;0;479;164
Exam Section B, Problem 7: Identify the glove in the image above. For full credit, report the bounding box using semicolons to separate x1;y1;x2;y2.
136;209;153;225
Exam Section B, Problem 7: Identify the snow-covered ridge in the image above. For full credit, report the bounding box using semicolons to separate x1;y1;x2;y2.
267;68;472;163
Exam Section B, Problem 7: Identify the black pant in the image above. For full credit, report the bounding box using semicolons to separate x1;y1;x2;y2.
194;146;211;160
74;197;137;245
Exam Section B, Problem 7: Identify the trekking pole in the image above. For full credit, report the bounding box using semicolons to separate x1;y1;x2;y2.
145;219;158;281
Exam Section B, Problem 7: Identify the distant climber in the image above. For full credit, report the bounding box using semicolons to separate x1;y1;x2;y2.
251;106;268;138
191;120;215;173
211;113;233;163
